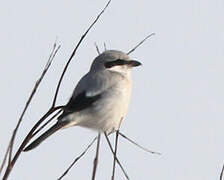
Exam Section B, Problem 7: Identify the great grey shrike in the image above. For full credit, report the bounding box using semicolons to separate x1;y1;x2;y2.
24;50;141;151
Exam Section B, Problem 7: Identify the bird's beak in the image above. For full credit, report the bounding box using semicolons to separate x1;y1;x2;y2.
127;60;142;67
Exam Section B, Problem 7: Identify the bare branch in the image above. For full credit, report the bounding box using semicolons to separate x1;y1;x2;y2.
58;136;97;180
95;42;100;54
118;132;161;155
52;0;112;107
91;133;101;180
104;133;129;180
127;33;155;55
0;42;60;176
220;163;224;180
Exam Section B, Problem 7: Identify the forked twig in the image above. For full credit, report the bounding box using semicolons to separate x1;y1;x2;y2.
118;132;161;155
220;163;224;180
91;133;101;180
104;133;129;180
127;33;155;55
58;136;97;180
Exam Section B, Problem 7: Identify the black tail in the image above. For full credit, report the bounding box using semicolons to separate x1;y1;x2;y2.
23;122;67;152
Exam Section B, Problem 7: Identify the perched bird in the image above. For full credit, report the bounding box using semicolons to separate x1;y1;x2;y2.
24;50;141;151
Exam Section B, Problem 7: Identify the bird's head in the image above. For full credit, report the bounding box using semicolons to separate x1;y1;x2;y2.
90;50;142;74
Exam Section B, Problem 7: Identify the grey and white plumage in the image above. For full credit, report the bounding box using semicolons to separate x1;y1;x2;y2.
24;50;141;151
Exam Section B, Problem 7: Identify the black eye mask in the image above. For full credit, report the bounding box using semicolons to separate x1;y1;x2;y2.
104;59;127;68
104;59;142;68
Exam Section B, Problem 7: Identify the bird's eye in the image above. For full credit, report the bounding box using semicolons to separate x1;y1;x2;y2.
104;59;126;68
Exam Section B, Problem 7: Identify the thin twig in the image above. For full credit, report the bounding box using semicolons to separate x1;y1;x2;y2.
95;42;100;54
0;42;60;176
118;132;161;155
220;163;224;180
127;33;155;55
111;130;119;180
58;136;97;180
91;133;101;180
104;42;107;51
104;133;129;180
52;0;112;107
0;144;10;176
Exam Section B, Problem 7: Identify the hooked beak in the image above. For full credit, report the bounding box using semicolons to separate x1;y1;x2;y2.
127;60;142;67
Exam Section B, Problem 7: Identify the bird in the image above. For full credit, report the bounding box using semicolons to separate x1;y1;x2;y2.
24;50;141;151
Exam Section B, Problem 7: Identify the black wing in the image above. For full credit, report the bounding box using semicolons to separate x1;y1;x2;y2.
58;91;101;120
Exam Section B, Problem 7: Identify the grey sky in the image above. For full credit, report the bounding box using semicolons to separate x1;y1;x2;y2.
1;0;224;179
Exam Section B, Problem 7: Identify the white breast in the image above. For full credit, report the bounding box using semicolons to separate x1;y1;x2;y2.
67;71;132;134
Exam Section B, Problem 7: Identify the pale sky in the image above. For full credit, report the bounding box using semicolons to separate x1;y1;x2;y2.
1;0;224;179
